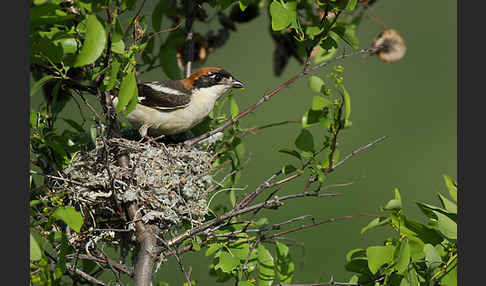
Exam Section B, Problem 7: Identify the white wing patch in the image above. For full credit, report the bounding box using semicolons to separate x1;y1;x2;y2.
145;83;186;95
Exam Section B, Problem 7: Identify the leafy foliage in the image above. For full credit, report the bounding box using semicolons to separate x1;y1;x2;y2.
29;0;405;285
345;175;458;286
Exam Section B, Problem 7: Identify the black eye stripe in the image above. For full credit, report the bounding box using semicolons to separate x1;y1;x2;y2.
193;70;232;89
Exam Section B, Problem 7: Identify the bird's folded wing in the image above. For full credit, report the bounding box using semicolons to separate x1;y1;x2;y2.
137;81;191;110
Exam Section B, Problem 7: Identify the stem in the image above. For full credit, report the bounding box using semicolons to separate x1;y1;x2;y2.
185;47;379;147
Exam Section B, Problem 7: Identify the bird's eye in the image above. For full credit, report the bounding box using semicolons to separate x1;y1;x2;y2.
211;74;222;81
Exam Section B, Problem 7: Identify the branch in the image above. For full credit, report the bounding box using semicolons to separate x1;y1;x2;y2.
264;213;376;240
278;275;385;286
45;251;106;285
67;254;134;277
66;263;107;286
326;135;388;174
165;192;340;251
184;47;380;147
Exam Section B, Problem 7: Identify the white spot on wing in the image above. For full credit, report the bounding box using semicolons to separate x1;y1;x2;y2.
145;83;186;95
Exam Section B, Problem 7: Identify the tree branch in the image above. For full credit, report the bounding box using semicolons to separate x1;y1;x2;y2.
184;47;380;147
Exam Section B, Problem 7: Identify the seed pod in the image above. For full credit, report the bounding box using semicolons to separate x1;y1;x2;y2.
371;29;406;62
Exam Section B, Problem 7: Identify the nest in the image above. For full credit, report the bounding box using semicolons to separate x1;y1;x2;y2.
49;137;214;247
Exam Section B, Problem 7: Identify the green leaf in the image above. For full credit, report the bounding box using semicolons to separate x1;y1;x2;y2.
228;240;252;260
361;217;390;234
383;188;402;210
230;95;240;118
348;275;359;284
269;1;291;31
312;45;338;64
342;87;351;125
255;217;269;228
275;241;289;257
321;35;338;50
229;190;236;207
437;193;457;214
366;245;394;274
282;164;297;175
295;129;314;152
239;0;252;11
415;201;455;220
116;71;137;114
308;76;324;93
312;96;330;110
206;243;223;256
423;244;442;270
61;118;85;133
55;37;77;54
346;248;366;262
30;233;42;261
344;0;358;10
305;26;323;39
152;0;164;31
332;23;359;50
238;281;254;286
103;59;121;91
443;174;457;202
439;257;457;286
51;206;84;233
30;111;39;129
278;148;302;160
344;249;369;273
434;211;457;240
302;109;323;128
257;244;275;286
345;258;369;273
407;235;425;261
276;241;294;284
217;252;240;273
402;267;420;286
403;217;443;245
233;138;246;162
111;33;125;54
74;15;106;67
30;75;56;97
192;238;201;251
394;238;411;274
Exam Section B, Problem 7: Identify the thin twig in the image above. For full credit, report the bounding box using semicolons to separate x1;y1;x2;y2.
44;251;107;285
235;170;282;210
185;47;380;147
98;248;124;286
278;275;385;286
242;238;260;272
326;135;388;173
123;0;147;37
165;192;340;250
30;170;83;185
67;254;134;277
160;236;192;286
265;213;377;240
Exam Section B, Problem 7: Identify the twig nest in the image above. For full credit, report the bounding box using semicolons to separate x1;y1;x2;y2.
51;138;213;246
371;29;406;62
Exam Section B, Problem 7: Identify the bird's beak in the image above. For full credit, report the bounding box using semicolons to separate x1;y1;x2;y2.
231;78;244;89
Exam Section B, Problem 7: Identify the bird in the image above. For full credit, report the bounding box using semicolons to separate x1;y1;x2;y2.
113;67;244;139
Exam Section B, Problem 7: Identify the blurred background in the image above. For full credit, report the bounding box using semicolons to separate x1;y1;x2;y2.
151;1;457;285
31;0;457;284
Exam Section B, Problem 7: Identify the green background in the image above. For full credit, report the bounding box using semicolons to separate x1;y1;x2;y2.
31;0;456;284
151;1;456;285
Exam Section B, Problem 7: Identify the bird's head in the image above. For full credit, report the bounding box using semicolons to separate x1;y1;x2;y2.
182;67;244;99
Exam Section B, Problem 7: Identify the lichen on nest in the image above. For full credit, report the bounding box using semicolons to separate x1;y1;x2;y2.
52;137;214;241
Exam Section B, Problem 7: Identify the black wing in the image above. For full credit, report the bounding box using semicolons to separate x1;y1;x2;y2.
137;80;191;110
